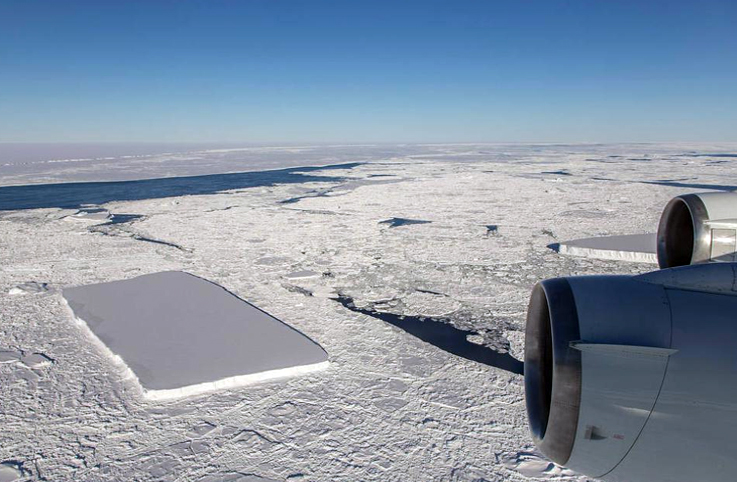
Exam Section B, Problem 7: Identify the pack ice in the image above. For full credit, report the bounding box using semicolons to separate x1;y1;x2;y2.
62;271;329;400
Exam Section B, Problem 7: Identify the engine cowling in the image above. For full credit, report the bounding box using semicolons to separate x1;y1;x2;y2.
525;262;737;482
657;192;737;268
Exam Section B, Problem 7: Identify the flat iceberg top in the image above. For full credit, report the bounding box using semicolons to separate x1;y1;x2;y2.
62;271;328;396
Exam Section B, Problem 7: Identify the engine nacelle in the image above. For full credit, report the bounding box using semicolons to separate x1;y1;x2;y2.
657;192;737;268
525;262;737;482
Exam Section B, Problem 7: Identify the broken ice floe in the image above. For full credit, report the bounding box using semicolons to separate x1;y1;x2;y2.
0;349;54;370
20;352;54;369
284;270;320;280
552;233;657;264
0;461;27;482
8;281;50;296
501;451;576;478
62;271;328;401
0;351;21;364
66;207;111;222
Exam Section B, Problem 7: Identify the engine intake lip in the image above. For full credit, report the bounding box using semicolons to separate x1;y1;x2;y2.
657;194;710;268
525;278;582;466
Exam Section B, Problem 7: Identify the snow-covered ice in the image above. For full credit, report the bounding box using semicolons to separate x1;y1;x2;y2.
0;143;470;187
1;143;737;481
7;281;49;296
62;271;329;400
0;461;27;482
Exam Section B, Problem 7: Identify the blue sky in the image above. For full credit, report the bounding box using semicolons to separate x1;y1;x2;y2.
1;0;735;143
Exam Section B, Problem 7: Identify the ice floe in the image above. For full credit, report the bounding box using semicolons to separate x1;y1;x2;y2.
8;281;50;295
62;271;328;400
554;233;657;264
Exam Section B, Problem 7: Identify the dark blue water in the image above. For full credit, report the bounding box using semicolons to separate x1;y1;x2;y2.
0;163;362;211
379;217;431;228
336;295;524;375
684;153;737;158
485;224;498;235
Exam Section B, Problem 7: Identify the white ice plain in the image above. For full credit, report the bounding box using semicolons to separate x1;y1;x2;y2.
2;143;737;481
62;271;329;400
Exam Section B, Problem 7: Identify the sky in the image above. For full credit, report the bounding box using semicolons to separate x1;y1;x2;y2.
0;0;736;144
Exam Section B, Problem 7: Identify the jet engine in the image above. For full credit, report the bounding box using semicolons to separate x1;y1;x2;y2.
524;262;737;482
657;192;737;268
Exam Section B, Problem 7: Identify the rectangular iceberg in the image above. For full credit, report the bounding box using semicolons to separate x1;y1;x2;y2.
556;233;658;264
62;271;329;400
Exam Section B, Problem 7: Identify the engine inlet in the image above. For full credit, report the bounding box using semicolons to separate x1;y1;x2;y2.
657;194;710;268
524;279;582;465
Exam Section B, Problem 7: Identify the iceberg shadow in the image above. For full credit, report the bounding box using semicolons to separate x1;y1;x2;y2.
336;295;524;375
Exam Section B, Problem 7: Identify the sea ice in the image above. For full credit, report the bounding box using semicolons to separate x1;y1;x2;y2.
284;270;320;279
0;351;21;364
4;143;737;480
8;281;50;295
66;208;111;222
62;271;328;400
0;462;25;482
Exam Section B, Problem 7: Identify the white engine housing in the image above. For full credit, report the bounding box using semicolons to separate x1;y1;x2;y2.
525;262;737;481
